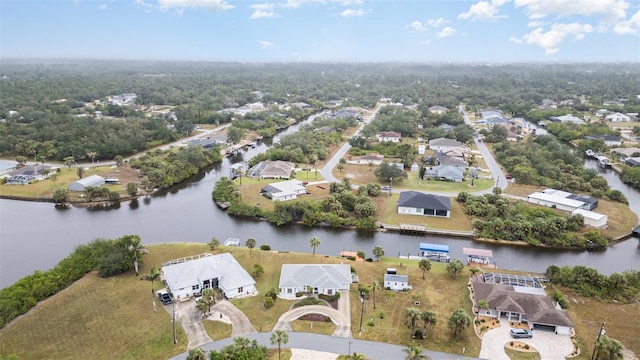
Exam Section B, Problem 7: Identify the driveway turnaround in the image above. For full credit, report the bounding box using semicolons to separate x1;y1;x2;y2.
211;300;257;336
172;300;212;350
480;319;573;360
169;332;484;360
274;290;351;337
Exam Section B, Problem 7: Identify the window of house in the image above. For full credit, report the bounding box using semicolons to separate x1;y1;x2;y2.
238;286;243;293
328;289;333;295
287;289;292;293
192;284;200;290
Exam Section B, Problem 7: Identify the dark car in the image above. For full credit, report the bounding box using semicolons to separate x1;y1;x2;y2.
157;290;172;305
510;329;533;339
505;174;513;180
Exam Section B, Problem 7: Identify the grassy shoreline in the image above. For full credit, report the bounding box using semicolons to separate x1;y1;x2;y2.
0;243;638;360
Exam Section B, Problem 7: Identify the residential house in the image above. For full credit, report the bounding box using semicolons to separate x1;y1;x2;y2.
347;153;385;165
496;123;519;141
397;191;451;218
417;144;426;155
603;100;624;107
559;99;574;106
549;114;584;124
68;175;105;192
612;147;640;158
429;105;448;114
161;253;256;299
428;138;463;152
248;160;295;179
584;134;623;147
108;93;137;106
384;268;411;291
278;264;352;298
431;152;468;167
605;112;631;122
527;189;598;212
538;99;557;110
291;102;311;109
376;131;402;143
425;165;464;182
314;125;334;134
188;138;223;148
472;278;573;335
439;124;456;131
4;165;54;184
260;180;307;201
595;109;609;117
250;91;266;99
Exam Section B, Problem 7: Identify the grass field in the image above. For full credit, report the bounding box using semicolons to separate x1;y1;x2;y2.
202;319;232;340
0;165;135;200
291;319;336;335
0;244;638;360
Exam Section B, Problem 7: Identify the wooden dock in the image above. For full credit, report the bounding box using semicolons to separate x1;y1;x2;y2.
382;223;475;238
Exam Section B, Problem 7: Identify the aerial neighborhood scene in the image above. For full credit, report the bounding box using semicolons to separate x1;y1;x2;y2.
1;0;640;360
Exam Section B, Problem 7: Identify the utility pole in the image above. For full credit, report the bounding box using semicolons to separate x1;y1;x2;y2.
591;321;605;360
359;290;365;335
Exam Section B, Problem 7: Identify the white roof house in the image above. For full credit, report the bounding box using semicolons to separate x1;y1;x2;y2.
384;273;411;291
161;253;256;299
376;131;402;143
429;138;463;152
68;175;105;192
260;179;307;201
278;264;352;298
605;112;630;122
572;209;607;228
527;191;584;212
549;114;584;124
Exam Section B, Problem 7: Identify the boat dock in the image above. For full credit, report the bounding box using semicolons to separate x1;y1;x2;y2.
223;238;240;246
382;223;475;238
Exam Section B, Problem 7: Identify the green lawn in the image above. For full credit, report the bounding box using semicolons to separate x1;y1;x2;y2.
1;244;637;360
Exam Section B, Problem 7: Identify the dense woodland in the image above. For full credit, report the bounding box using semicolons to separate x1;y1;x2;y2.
2;61;639;162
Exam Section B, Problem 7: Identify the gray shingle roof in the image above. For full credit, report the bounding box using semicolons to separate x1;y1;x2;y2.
397;191;451;211
279;264;351;290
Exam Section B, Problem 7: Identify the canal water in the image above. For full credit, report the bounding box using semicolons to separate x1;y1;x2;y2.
1;119;639;288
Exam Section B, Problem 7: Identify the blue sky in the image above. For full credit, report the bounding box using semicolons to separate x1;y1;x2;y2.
1;0;639;62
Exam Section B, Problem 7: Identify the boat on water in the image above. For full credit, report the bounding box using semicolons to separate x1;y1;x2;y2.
419;243;451;263
223;238;240;246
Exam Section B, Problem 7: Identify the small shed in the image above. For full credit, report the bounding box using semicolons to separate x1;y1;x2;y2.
68;175;105;192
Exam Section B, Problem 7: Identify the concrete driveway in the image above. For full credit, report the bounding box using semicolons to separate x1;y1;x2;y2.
273;290;351;338
480;319;574;360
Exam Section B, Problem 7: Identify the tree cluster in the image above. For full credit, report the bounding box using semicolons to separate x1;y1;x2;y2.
493;136;627;204
546;122;619;142
208;337;267;360
129;145;222;190
0;234;146;329
459;192;611;249
546;265;640;302
620;166;640;190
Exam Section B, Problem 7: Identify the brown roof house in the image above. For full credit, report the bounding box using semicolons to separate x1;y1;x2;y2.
472;279;573;335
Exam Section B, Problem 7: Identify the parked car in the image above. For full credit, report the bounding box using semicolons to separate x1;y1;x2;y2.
510;329;533;339
505;174;513;180
157;290;172;305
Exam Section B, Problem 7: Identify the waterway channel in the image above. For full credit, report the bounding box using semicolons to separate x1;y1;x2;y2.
1;116;639;288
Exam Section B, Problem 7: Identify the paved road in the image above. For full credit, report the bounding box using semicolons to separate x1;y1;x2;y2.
320;105;383;183
168;332;484;360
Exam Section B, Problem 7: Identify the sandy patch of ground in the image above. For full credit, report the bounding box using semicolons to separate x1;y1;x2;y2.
290;348;339;360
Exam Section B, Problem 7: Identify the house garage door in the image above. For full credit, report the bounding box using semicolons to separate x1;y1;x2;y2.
533;324;556;332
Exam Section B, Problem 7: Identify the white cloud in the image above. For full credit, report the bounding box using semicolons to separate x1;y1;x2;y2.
98;4;107;10
259;40;274;50
340;8;365;17
419;40;432;46
458;0;508;21
408;21;428;32
527;20;543;27
513;22;594;55
427;17;448;27
514;0;629;22
157;0;234;12
612;9;640;34
437;26;457;38
250;4;279;19
284;0;362;8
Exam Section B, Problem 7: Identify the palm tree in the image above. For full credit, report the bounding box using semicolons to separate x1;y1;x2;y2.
371;280;380;309
310;236;320;255
202;288;217;313
420;310;437;338
270;329;289;360
125;235;148;276
448;309;471;340
347;352;367;360
419;259;431;280
595;336;624;360
186;347;207;360
402;345;430;360
372;245;385;261
246;238;256;254
404;308;421;335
